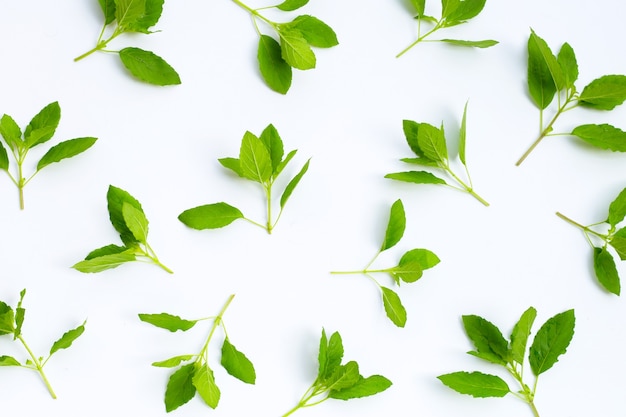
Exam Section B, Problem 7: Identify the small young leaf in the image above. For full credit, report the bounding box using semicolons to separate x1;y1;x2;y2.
98;0;117;25
321;330;344;380
459;101;468;165
510;307;537;365
72;252;136;273
557;42;578;89
138;313;198;332
608;187;626;227
527;31;558;109
259;124;285;173
276;0;309;11
85;244;129;260
122;202;149;243
328;375;392;400
400;157;440;167
14;289;26;340
221;339;256;384
593;247;621;295
318;328;328;377
0;302;15;335
107;185;144;244
571;124;626;152
49;321;86;356
440;39;498;48
285;15;338;48
275;149;297;177
280;158;310;209
239;131;273;183
417;123;448;163
609;227;626;260
218;157;245;177
258;35;293;94
462;315;509;364
192;365;221;409
579;75;626;110
529;309;575;376
36;137;97;171
165;363;197;412
0;142;8;171
381;287;407;327
380;199;406;252
278;28;316;70
438;371;510;398
152;355;195;368
0;114;23;152
24;102;61;147
385;171;447;185
178;203;244;230
0;356;21;366
119;47;181;86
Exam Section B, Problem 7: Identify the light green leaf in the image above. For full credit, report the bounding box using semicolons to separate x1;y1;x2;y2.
152;355;195;368
98;0;117;24
462;315;509;364
25;102;61;147
0;301;15;335
411;0;426;15
608;187;626;226
571;124;626;152
400;248;440;270
440;39;498;48
72;252;136;273
0;114;23;152
279;28;316;70
381;287;407;327
417;122;447;163
138;313;197;332
275;149;297;177
593;247;620;295
385;171;447;185
36;137;97;171
527;30;558;109
165;363;196;412
239;131;273;183
85;244;128;260
609;227;626;260
122;202;149;243
459;101;468;165
128;0;164;32
579;75;626;110
0;141;8;171
14;290;25;340
326;361;360;391
380;199;406;252
178;203;244;230
193;365;221;409
510;307;537;365
107;185;144;246
221;339;256;384
119;47;181;86
446;0;486;21
49;321;86;356
218;157;245;177
280;158;310;209
0;356;21;366
285;15;338;48
328;375;392;400
529;309;575;376
441;0;460;19
276;0;309;11
258;35;292;94
557;42;578;89
259;124;284;173
115;0;146;30
400;157;440;167
318;328;328;377
321;330;344;380
438;371;510;398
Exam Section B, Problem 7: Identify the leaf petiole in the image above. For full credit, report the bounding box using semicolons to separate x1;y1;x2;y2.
16;334;57;399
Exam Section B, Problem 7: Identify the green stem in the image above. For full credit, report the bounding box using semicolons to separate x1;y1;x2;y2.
230;0;276;27
330;268;390;275
528;398;541;417
281;384;326;417
556;212;607;240
444;165;489;206
197;294;236;361
396;22;442;58
142;243;173;274
17;335;57;398
74;32;120;62
17;159;25;210
265;184;273;234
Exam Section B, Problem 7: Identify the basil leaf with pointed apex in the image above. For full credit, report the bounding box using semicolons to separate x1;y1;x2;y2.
571;124;626;152
178;203;244;230
276;0;309;11
275;149;297;177
258;35;292;94
321;331;344;380
318;328;328;377
381;287;407;327
72;252;136;273
279;28;316;70
438;371;510;398
608;187;626;226
98;0;117;24
593;247;621;295
221;339;256;384
509;307;537;365
259;124;285;173
462;315;509;364
401;248;440;270
400;157;440;167
459;101;468;165
193;365;221;409
326;361;360;391
0;142;8;171
115;0;146;30
49;321;86;356
218;157;245;177
527;31;558;109
165;363;197;412
391;260;423;283
403;119;425;157
440;39;498;48
529;309;575;376
579;75;626;110
129;0;164;33
122;202;149;243
441;0;461;19
557;42;578;89
239;131;273;183
446;0;486;21
85;244;128;260
385;171;447;185
153;355;195;368
107;185;143;244
138;313;198;332
417;123;448;162
24;101;61;147
0;114;23;152
0;356;21;366
329;374;392;400
381;199;406;252
411;0;426;15
36;137;97;171
14;290;25;339
280;158;310;209
119;47;181;86
285;15;338;48
609;227;626;260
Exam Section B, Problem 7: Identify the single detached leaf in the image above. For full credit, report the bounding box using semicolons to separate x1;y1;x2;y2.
279;28;316;70
280;158;310;209
85;244;129;260
218;157;245;177
49;321;86;356
380;199;406;252
193;365;221;409
440;39;498;48
115;0;146;30
438;371;510;398
259;124;285;173
608;187;626;226
152;355;195;368
24;101;61;147
571;124;626;152
510;307;537;365
609;227;626;260
328;375;392;400
527;31;558;109
178;203;244;230
119;47;181;86
381;287;407;327
529;309;575;376
239;131;273;183
165;363;197;412
221;339;256;384
557;42;578;89
579;75;626;110
0;356;21;366
72;252;136;273
98;0;117;25
138;313;197;332
0;114;23;152
593;247;621;295
417;123;447;163
286;15;338;48
385;171;447;185
462;315;509;364
36;137;97;171
276;0;309;11
107;185;144;244
258;35;292;94
122;202;149;243
0;142;8;170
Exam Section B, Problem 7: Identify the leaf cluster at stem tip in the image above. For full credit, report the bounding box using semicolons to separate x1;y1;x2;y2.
518;29;626;165
438;307;575;417
73;185;173;274
0;102;97;210
178;124;310;234
331;199;440;327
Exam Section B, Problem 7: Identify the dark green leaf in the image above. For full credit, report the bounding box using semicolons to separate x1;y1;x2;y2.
178;203;244;230
380;199;406;252
438;371;510;398
462;315;509;364
239;131;273;183
37;137;97;171
579;75;626;110
165;363;197;412
0;141;8;171
49;321;86;356
402;119;425;158
259;124;285;174
138;313;197;332
285;15;338;48
276;0;309;11
193;365;221;409
417;123;447;162
529;309;575;376
152;355;195;368
510;307;537;365
0;114;23;152
24;102;61;147
258;35;292;94
557;42;578;89
527;30;559;109
381;287;407;327
459;101;468;165
0;356;21;366
328;375;392;400
85;244;128;260
571;124;626;152
119;47;181;86
385;171;447;185
107;185;144;245
440;39;498;48
609;227;626;260
221;339;256;384
280;158;310;209
122;202;149;243
98;0;117;24
593;247;621;295
115;0;146;30
279;28;316;70
608;187;626;226
218;157;245;177
72;252;136;273
0;301;15;335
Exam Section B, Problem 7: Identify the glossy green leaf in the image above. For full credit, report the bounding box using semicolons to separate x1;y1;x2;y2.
438;371;510;398
193;365;221;409
609;227;626;260
579;75;626;110
529;309;575;376
138;313;197;332
218;157;245;177
459;101;468;165
608;187;626;226
115;0;146;30
385;171;447;185
390;260;422;283
0;302;14;335
527;31;558;109
24;102;61;147
0;142;8;170
557;42;578;89
326;361;360;391
510;307;537;364
446;0;486;21
571;124;626;152
380;199;406;252
129;0;164;32
72;252;136;273
280;158;310;209
276;0;309;11
440;39;498;48
381;287;407;327
119;47;181;86
401;248;440;270
417;123;447;162
0;114;22;152
49;321;86;356
165;363;196;412
178;203;244;230
98;0;117;24
285;15;338;48
107;185;144;245
328;374;392;400
279;28;316;70
152;355;195;368
402;119;425;158
441;0;460;19
0;356;20;366
593;247;621;295
221;339;256;384
462;315;509;364
258;35;292;94
400;157;440;167
259;124;284;174
85;244;128;260
411;0;426;15
36;137;97;171
122;202;149;243
239;131;273;183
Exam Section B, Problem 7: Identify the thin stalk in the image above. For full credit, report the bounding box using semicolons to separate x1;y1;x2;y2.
281;383;327;417
265;184;273;234
74;31;121;62
397;22;442;57
330;268;391;275
556;212;607;240
444;165;489;206
231;0;277;28
141;243;173;274
17;335;57;398
17;159;25;210
197;294;236;361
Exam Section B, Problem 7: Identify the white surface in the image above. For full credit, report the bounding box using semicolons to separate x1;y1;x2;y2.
1;0;626;416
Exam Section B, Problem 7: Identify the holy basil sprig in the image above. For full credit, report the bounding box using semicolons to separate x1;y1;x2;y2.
0;289;86;399
385;103;489;206
230;0;338;94
556;187;626;296
73;185;173;274
139;294;256;413
0;102;97;210
282;328;392;416
397;0;497;57
517;30;626;165
178;124;310;234
438;308;575;417
331;199;440;327
74;0;181;86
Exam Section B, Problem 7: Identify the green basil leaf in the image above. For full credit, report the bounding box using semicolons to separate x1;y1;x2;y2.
280;158;310;209
0;114;23;152
0;356;21;366
593;247;621;295
114;0;146;30
72;252;136;273
128;0;164;32
380;199;406;252
326;361;360;390
37;137;97;171
258;35;292;94
239;131;273;183
609;227;626;260
122;202;149;243
218;157;245;177
276;0;309;11
285;15;338;48
438;371;510;398
138;313;197;332
445;0;486;21
385;171;447;185
321;330;344;380
165;363;196;412
411;0;426;16
152;355;195;368
84;244;128;260
381;287;407;327
328;375;392;400
98;0;117;24
509;307;537;365
192;365;221;409
0;141;8;171
49;321;86;356
278;28;316;70
529;309;575;376
440;39;498;48
402;119;425;157
579;75;626;110
608;187;626;226
571;124;626;152
417;123;448;162
0;302;15;335
221;339;256;384
119;47;181;86
107;185;144;245
178;203;244;230
527;30;558;109
459;101;468;165
462;314;509;364
24;102;61;147
259;124;285;173
557;42;578;89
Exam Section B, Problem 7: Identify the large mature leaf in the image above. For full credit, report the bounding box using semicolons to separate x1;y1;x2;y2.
557;42;578;89
239;131;272;183
462;315;509;364
440;39;498;48
138;312;197;332
380;199;406;252
579;75;626;110
571;124;626;152
259;124;284;174
438;371;510;398
119;47;181;86
178;203;244;230
193;365;221;408
417;123;447;162
258;35;292;94
328;375;392;400
392;248;440;283
49;321;86;356
325;361;360;391
445;0;486;22
593;247;620;295
279;28;316;70
280;159;310;209
529;309;575;376
128;0;164;32
165;363;196;412
527;31;559;109
36;137;97;171
107;185;144;245
381;287;407;327
72;252;136;273
115;0;146;30
221;339;256;384
385;171;447;185
276;0;309;11
24;102;61;147
510;307;537;364
608;187;626;226
284;15;338;48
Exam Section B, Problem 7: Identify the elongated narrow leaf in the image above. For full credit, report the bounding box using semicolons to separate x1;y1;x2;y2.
462;315;509;364
218;157;244;177
138;313;197;332
276;0;309;11
107;185;144;245
510;307;537;364
417;123;447;162
385;171;447;185
0;142;8;170
571;124;626;152
221;339;256;384
593;247;620;295
258;35;292;94
579;75;626;110
119;47;181;86
527;31;558;109
608;187;626;226
239;131;273;183
459;102;468;165
381;287;407;327
259;124;284;173
329;375;392;400
529;309;575;376
25;102;61;147
275;149;297;177
165;363;196;412
279;28;316;70
85;244;128;260
193;365;221;409
36;137;97;171
440;39;498;48
72;252;136;272
280;158;310;209
98;0;116;24
318;328;329;377
557;42;578;89
285;15;338;48
122;202;149;243
152;355;195;368
49;321;86;356
0;114;22;152
438;371;510;398
609;227;626;260
380;199;406;252
178;203;244;230
400;157;440;167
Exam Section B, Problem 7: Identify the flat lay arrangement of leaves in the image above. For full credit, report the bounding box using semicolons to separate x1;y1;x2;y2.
0;290;86;399
0;102;97;209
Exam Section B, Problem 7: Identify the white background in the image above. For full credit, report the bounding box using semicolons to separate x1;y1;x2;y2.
1;0;625;416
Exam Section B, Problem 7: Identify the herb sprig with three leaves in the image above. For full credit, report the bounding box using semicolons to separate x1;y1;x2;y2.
139;294;256;412
229;0;338;94
0;102;97;210
397;0;498;58
0;289;86;399
331;199;440;327
517;29;626;165
556;187;626;295
385;102;489;206
73;185;172;273
281;328;392;416
74;0;181;86
438;307;575;417
178;124;310;234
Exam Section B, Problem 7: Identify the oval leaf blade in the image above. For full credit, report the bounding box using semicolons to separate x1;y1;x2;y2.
192;365;221;409
571;124;626;152
165;363;196;412
593;247;621;295
278;28;316;70
438;371;510;398
258;35;292;94
119;47;181;86
380;199;406;252
529;309;575;376
579;75;626;110
381;287;407;327
221;339;256;384
328;375;392;400
178;203;243;230
36;137;97;171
